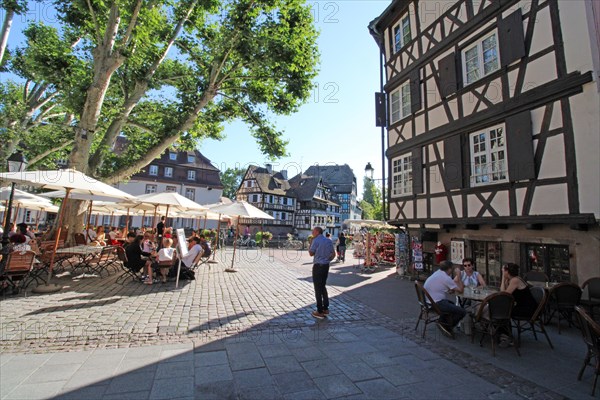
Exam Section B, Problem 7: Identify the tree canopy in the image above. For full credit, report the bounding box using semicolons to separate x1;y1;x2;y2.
0;0;320;181
220;166;245;199
359;177;383;220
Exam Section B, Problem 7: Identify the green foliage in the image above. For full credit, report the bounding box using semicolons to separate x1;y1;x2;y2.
255;230;272;247
220;167;246;199
360;177;383;220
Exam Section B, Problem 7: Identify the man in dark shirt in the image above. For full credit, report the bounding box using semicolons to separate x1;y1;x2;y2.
156;216;166;249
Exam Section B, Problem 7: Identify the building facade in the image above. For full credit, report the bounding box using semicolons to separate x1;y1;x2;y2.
371;0;600;284
288;174;341;238
304;164;362;222
113;138;223;229
235;164;296;238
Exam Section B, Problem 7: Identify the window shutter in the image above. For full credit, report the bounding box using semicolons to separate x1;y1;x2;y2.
410;69;422;114
498;9;525;67
506;111;535;181
438;53;457;98
375;92;386;127
443;135;464;190
412;148;423;194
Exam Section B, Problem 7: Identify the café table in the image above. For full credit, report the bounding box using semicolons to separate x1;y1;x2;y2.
527;281;559;289
457;287;499;304
55;245;104;276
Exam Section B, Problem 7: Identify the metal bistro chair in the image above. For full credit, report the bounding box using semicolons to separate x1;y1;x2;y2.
115;246;139;284
414;281;449;339
86;246;119;277
581;277;600;320
472;292;520;357
513;286;554;349
547;282;583;334
575;306;600;396
2;250;36;294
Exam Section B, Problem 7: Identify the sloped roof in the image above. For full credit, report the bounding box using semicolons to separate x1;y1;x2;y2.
245;165;293;196
303;164;356;194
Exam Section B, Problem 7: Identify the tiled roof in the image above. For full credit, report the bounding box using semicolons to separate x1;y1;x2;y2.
303;165;356;194
246;166;293;196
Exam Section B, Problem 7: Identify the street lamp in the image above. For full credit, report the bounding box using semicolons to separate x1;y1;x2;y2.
364;162;374;180
1;151;28;271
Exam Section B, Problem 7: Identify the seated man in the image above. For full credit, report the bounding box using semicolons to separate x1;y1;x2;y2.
181;237;203;269
424;260;466;338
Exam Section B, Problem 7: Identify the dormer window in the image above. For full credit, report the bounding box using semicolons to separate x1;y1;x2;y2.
187;155;195;163
169;152;177;160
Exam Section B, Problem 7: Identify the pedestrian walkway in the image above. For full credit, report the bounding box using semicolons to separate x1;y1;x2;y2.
0;248;595;399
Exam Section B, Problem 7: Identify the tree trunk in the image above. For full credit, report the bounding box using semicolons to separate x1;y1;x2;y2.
0;8;14;65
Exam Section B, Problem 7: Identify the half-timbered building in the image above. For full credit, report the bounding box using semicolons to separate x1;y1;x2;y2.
235;164;296;237
370;0;599;284
288;174;341;238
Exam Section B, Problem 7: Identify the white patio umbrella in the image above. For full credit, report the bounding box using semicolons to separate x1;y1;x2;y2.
1;187;57;226
208;201;274;272
131;192;208;229
0;169;138;292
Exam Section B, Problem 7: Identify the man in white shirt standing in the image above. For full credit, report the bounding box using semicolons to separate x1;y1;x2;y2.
424;260;466;338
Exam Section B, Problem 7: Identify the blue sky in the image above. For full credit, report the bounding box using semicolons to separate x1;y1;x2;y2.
3;0;391;196
202;1;390;195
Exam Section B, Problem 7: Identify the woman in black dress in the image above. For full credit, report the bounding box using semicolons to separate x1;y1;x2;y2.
500;263;538;319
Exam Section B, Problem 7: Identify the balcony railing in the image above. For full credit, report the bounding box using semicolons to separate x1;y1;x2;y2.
252;202;295;211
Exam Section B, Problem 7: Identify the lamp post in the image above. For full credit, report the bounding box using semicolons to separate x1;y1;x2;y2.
0;151;28;272
364;162;386;220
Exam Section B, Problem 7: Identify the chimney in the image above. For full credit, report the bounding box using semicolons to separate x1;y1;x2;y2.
265;164;273;174
280;170;288;180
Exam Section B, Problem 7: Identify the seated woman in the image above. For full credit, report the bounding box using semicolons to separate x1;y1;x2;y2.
456;258;486;288
151;238;176;283
124;234;152;280
91;226;107;246
500;263;538;319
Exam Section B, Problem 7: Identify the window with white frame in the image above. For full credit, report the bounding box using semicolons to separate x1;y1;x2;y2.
187;170;196;180
393;14;411;53
169;152;177;160
145;184;157;194
149;165;158;176
470;125;508;186
185;188;195;200
391;154;412;196
187;155;195;163
462;32;500;85
164;167;173;178
390;81;411;124
166;185;177;192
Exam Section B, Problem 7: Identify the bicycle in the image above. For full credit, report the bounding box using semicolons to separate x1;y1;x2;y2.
236;235;256;247
277;234;303;250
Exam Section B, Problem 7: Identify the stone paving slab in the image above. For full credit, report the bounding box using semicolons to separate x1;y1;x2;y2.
0;248;594;399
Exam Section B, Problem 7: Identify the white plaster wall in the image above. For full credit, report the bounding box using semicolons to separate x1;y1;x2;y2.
559;0;597;75
417;198;427;218
527;5;553;57
535;135;566;180
529;184;570;215
522;52;558;92
431;196;452;218
490;190;510;216
452;195;463;217
570;85;600;217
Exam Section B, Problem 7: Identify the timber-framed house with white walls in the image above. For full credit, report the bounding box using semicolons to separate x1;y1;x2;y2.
288;174;341;238
370;0;599;284
235;164;296;237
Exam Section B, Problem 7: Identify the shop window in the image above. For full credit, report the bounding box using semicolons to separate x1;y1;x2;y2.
472;241;503;287
523;244;570;282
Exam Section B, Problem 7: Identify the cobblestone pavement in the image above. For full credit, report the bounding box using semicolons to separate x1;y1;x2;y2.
0;248;593;399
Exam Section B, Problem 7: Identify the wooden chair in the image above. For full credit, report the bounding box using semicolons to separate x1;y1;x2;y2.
472;292;520;357
525;270;549;283
575;306;600;396
414;281;448;338
73;233;87;246
581;277;600;320
2;250;36;294
513;286;553;349
547;282;583;333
